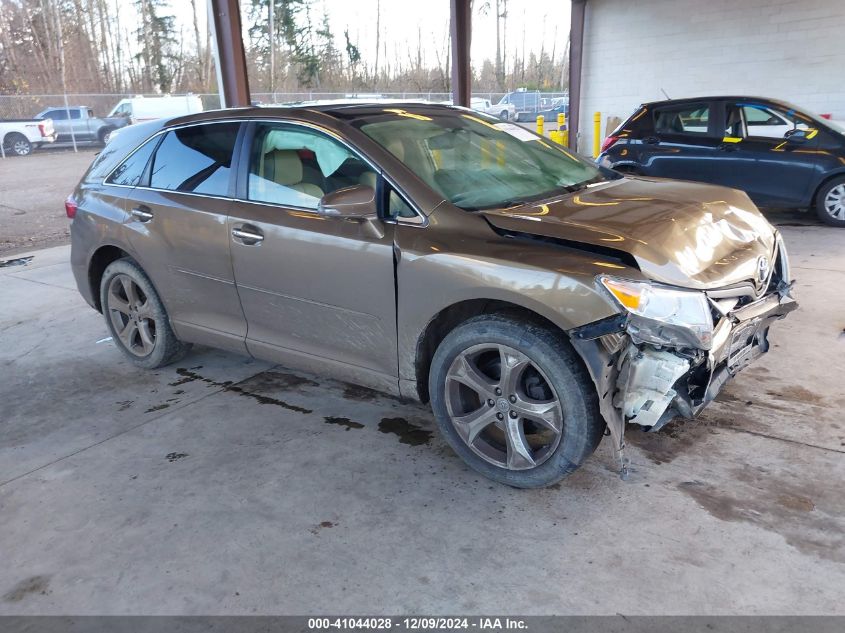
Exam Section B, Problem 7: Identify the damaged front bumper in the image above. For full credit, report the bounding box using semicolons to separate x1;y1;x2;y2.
569;282;797;478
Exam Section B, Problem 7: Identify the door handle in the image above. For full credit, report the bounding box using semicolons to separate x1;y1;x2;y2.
232;225;264;245
643;136;660;145
719;143;739;152
130;205;153;222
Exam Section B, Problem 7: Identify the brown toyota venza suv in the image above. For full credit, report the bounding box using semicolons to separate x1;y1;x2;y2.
69;103;796;487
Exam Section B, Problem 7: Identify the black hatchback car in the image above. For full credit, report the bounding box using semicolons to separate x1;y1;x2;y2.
598;96;845;226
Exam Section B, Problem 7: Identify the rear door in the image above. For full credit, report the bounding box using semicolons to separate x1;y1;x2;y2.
639;101;721;182
121;121;248;352
66;108;91;140
227;120;398;382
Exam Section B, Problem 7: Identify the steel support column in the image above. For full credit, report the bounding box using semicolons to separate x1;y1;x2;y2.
209;0;251;108
568;0;587;150
450;0;472;108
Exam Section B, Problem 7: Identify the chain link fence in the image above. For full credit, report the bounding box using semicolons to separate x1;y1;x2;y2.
1;90;569;157
0;90;568;118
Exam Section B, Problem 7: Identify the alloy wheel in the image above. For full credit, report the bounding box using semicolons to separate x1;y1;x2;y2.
444;343;564;470
824;184;845;220
106;274;157;357
13;140;30;155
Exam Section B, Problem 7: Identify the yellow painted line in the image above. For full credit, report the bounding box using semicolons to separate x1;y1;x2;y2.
383;108;432;121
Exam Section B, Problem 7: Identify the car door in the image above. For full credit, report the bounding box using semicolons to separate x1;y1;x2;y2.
44;109;70;140
121;121;249;352
710;100;817;206
227;120;398;383
638;101;721;182
81;108;97;140
65;108;90;140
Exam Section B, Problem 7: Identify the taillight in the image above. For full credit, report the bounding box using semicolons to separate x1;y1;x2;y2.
65;197;78;219
38;122;47;137
601;135;620;153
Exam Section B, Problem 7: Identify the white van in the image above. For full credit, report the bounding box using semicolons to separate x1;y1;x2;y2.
107;95;204;124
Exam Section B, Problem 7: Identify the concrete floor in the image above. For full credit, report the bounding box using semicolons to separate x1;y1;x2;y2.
1;225;844;615
0;148;98;255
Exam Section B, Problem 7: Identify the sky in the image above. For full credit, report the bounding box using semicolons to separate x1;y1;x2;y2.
184;0;571;73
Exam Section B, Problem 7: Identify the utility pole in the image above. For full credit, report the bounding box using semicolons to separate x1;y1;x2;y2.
52;0;77;152
269;0;275;94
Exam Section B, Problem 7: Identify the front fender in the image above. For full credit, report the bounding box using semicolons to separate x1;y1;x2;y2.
395;215;626;385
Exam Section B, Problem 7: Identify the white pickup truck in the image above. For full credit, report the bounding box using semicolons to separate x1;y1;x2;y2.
1;118;56;156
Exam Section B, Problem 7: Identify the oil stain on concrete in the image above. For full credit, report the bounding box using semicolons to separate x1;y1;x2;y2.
324;416;365;431
3;575;50;602
678;466;844;563
625;418;730;465
169;368;312;414
310;520;337;535
378;417;433;446
343;384;390;402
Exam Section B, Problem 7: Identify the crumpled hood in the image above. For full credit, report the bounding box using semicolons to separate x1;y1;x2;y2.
481;176;777;290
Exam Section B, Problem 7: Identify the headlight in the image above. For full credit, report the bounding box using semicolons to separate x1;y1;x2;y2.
775;232;791;285
599;276;714;349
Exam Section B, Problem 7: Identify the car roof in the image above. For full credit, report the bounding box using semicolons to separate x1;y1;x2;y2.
161;102;477;128
641;96;793;108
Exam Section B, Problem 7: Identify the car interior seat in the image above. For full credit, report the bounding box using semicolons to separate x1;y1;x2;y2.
262;149;324;198
725;108;744;138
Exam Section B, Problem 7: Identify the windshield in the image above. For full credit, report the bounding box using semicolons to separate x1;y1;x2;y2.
353;108;605;210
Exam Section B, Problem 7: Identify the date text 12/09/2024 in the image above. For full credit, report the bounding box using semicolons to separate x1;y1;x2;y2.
308;617;528;630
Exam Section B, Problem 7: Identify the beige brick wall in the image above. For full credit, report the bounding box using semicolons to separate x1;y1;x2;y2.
578;0;844;153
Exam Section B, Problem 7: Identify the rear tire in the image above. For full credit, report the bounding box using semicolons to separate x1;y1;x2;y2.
98;127;114;145
5;133;32;156
429;313;605;488
99;258;190;369
814;176;845;227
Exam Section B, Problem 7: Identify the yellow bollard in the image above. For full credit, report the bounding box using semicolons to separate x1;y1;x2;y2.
559;113;569;147
549;130;560;144
593;111;601;158
536;115;544;137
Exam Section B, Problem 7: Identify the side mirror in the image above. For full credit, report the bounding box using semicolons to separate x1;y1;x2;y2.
785;128;809;143
317;185;377;220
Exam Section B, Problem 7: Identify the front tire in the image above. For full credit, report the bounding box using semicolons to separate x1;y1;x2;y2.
99;258;189;369
499;110;510;121
6;133;32;156
815;177;845;227
429;314;605;488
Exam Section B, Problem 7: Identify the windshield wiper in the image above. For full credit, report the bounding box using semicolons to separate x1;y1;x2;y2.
560;175;607;193
462;199;525;212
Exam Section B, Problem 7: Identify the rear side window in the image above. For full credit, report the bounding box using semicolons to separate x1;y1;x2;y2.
106;137;159;187
149;122;240;196
48;109;68;120
654;103;710;135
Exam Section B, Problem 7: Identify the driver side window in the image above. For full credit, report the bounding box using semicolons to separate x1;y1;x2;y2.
247;123;377;210
739;103;812;139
